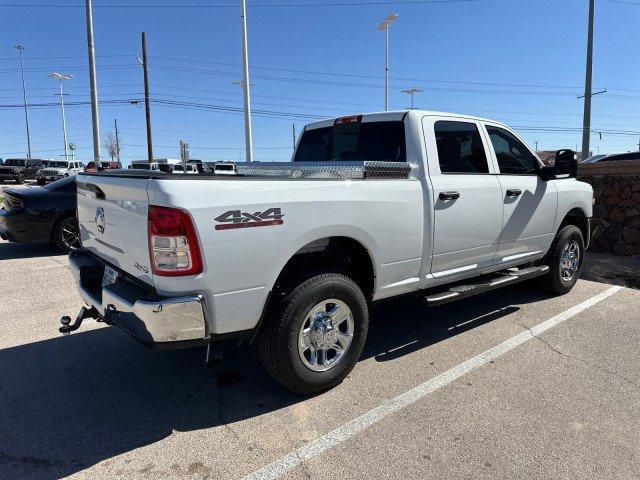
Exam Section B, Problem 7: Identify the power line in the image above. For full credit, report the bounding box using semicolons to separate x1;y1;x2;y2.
0;0;481;8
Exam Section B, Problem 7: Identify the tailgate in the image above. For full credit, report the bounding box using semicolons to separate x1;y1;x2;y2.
77;174;154;285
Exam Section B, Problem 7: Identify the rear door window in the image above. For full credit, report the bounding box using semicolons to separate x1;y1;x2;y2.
434;121;489;174
294;121;406;163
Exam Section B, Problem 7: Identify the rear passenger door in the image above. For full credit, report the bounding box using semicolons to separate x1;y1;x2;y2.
482;124;557;263
423;117;504;278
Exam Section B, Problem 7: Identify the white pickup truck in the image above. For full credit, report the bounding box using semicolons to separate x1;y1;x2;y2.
63;110;592;394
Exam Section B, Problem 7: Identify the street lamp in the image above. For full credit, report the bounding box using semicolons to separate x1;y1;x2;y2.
14;44;32;159
401;87;423;109
239;0;253;162
48;72;72;160
378;13;398;111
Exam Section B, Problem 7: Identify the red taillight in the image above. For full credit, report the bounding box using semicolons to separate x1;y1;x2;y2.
334;115;362;125
148;205;202;276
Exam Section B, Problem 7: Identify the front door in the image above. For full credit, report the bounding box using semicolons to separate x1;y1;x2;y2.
483;124;558;263
424;118;504;278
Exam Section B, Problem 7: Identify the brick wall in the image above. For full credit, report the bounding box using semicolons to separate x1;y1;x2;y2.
578;160;640;256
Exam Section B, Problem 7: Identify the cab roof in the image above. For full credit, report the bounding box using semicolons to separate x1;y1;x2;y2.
303;110;507;131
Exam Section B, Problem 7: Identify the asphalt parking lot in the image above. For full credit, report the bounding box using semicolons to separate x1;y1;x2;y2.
1;238;638;480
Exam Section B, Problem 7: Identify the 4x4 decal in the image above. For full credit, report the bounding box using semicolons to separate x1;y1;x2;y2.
214;208;284;230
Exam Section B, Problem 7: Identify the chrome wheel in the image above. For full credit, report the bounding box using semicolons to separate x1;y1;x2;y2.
560;240;580;281
60;219;81;251
298;299;354;372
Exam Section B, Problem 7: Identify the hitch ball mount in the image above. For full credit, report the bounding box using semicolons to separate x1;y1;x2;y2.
59;306;101;335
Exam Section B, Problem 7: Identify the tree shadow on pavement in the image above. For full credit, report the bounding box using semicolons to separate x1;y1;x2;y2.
0;284;553;479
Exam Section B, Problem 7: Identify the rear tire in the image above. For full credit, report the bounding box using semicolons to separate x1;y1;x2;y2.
16;174;24;184
542;225;585;295
52;216;80;253
259;273;369;395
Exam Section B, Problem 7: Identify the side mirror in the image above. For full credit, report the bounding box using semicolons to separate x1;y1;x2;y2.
554;149;578;178
539;165;556;181
539;149;578;181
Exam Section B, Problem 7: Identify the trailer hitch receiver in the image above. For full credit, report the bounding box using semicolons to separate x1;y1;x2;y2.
60;306;100;335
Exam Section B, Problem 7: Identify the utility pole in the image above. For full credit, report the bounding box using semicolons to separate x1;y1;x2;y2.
401;87;422;109
14;44;31;159
378;14;398;111
48;72;71;160
114;118;120;162
85;0;101;162
581;0;595;161
292;123;296;152
534;141;539;152
240;0;253;162
141;32;153;163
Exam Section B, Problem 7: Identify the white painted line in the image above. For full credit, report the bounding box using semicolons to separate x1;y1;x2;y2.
243;286;623;480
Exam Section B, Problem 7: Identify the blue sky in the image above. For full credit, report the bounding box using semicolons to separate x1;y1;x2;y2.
1;0;639;165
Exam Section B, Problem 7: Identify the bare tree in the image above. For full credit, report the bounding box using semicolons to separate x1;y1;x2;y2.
102;131;120;161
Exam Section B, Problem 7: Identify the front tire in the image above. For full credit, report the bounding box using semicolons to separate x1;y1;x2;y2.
16;174;24;184
52;216;81;253
543;225;585;295
259;274;369;395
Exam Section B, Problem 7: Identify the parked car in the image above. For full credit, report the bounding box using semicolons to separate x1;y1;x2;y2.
172;162;201;174
581;154;607;163
0;176;79;252
130;161;174;173
65;110;592;394
0;158;45;184
37;160;84;185
84;161;100;173
597;152;640;163
101;161;122;171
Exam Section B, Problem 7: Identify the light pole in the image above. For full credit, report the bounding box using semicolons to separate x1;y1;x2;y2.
14;44;32;159
239;0;253;162
48;72;72;160
378;13;398;111
85;0;101;162
401;87;423;109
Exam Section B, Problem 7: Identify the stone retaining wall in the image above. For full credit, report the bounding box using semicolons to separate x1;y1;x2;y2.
578;160;640;256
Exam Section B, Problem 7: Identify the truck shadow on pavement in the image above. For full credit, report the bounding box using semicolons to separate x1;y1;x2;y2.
0;285;552;480
0;241;62;260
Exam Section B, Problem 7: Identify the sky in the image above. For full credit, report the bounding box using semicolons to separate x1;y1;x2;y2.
0;0;639;166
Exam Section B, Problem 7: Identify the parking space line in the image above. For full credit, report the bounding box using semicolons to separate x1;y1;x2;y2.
32;264;67;271
243;286;623;480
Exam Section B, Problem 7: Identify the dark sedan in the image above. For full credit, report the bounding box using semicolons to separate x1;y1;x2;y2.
0;176;79;252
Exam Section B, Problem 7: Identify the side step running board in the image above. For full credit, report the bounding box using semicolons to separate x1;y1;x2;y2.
424;266;550;307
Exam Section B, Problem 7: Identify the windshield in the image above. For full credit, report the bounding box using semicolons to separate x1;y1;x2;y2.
4;159;26;167
294;121;406;163
48;161;68;168
131;163;151;170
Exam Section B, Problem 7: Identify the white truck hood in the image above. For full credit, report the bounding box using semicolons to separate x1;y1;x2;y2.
76;174;154;285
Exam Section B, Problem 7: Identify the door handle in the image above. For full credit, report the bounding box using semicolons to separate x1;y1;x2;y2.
439;191;460;201
506;188;522;197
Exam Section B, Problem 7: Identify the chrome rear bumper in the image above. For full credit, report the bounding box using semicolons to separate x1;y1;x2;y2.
69;250;209;348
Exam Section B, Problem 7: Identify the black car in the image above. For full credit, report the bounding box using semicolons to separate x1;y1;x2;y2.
0;176;79;252
597;152;640;163
0;158;45;184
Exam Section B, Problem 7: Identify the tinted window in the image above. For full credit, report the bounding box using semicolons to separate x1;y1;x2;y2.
43;176;76;193
5;159;26;167
601;152;640;162
487;126;539;174
294;121;406;163
434;121;489;174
